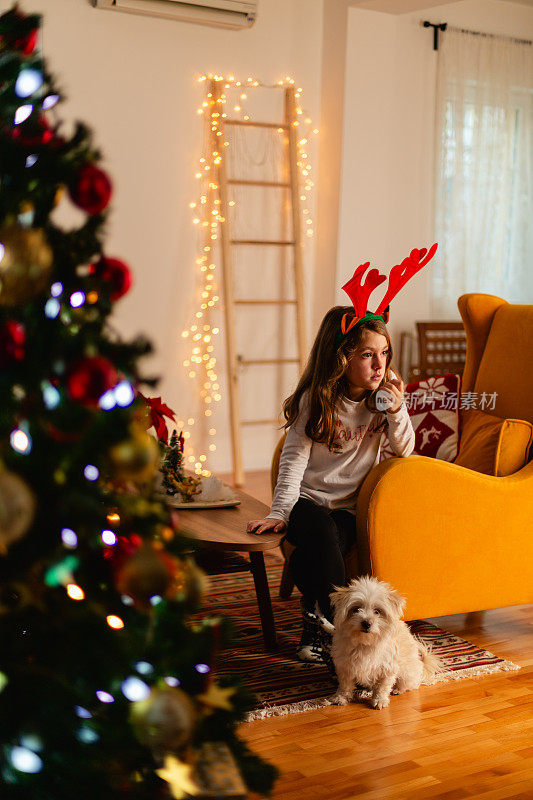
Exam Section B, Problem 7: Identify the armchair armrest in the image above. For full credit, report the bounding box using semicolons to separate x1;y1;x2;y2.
355;455;533;620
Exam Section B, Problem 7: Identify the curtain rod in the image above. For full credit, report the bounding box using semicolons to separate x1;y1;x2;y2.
423;21;532;50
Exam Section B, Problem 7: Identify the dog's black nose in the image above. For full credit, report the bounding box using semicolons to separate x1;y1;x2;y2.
361;620;371;632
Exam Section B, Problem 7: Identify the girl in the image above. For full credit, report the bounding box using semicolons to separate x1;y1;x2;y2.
246;241;437;661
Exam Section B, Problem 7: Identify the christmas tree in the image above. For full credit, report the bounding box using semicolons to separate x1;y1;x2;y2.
161;430;186;497
0;6;276;798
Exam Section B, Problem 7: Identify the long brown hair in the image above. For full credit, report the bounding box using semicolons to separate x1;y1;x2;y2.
283;306;400;452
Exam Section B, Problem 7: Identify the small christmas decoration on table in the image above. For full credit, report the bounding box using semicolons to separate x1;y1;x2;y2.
140;395;238;508
161;430;202;502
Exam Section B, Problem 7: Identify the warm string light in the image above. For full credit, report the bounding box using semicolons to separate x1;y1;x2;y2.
66;583;85;601
182;73;317;474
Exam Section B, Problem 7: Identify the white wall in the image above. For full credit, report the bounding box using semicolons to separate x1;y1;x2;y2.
8;0;324;473
337;1;533;370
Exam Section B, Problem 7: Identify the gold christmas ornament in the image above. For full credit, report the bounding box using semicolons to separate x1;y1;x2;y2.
130;687;196;758
0;467;36;554
0;222;53;306
182;558;208;608
108;425;159;484
116;543;172;609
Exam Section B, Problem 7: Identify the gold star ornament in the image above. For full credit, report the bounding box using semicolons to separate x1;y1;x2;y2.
197;682;235;712
156;754;199;799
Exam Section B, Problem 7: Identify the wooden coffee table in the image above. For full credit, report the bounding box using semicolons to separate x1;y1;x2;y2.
176;487;284;650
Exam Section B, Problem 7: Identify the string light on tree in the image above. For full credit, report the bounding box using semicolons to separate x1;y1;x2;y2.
66;583;85;601
181;73;317;474
106;614;125;630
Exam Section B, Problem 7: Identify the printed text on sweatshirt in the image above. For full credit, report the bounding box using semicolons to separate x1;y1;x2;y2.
269;392;415;523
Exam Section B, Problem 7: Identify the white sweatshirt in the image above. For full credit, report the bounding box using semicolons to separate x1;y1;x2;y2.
269;392;415;523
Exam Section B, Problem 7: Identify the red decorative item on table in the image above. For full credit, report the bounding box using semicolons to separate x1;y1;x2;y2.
91;256;132;301
138;393;176;444
69;163;112;215
66;356;118;407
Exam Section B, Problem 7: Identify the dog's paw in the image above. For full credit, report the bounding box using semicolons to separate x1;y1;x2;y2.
330;693;349;706
391;687;408;696
371;694;390;710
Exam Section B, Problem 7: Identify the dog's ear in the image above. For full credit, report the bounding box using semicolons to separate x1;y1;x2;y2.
387;588;406;619
329;585;347;609
329;585;354;624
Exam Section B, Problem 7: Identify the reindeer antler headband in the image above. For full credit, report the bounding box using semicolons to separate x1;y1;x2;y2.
336;243;438;347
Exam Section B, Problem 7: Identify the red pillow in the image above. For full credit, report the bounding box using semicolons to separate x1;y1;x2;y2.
380;373;461;461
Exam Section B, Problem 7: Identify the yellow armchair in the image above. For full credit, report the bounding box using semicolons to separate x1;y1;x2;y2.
356;293;533;620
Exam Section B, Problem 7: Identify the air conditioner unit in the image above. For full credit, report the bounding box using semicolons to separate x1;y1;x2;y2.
93;0;257;29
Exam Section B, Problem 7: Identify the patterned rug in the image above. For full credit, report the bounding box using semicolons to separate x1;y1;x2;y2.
198;558;520;720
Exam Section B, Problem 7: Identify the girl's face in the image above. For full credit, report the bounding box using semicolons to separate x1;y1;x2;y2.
344;329;389;401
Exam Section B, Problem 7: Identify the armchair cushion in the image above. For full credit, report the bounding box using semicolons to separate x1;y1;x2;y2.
454;409;533;476
380;373;460;462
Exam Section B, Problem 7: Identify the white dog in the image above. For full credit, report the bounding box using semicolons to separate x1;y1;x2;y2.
329;576;443;709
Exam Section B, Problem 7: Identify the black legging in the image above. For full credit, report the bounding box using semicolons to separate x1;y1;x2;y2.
284;497;357;623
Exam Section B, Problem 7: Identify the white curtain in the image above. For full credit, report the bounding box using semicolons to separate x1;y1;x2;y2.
432;27;533;317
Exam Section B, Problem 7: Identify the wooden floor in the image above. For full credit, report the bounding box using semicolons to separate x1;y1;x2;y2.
229;471;533;800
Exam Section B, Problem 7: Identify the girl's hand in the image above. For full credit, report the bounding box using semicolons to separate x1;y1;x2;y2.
247;517;287;535
380;378;404;413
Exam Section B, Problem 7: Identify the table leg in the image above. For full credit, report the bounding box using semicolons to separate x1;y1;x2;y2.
249;551;277;651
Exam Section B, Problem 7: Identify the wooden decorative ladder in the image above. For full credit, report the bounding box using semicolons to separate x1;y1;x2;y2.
209;79;307;486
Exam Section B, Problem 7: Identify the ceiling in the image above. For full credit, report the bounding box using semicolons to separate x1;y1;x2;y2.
348;0;533;14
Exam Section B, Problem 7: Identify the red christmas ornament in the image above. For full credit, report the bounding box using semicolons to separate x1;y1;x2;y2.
0;10;39;55
44;422;84;444
12;27;38;55
10;115;55;148
103;533;143;572
69;164;112;215
66;356;118;407
92;256;132;301
0;320;25;366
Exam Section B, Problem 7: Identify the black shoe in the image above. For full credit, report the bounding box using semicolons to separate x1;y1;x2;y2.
314;616;336;678
296;603;324;663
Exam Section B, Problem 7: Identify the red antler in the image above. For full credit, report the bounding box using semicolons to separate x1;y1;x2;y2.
374;243;438;316
342;262;387;318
